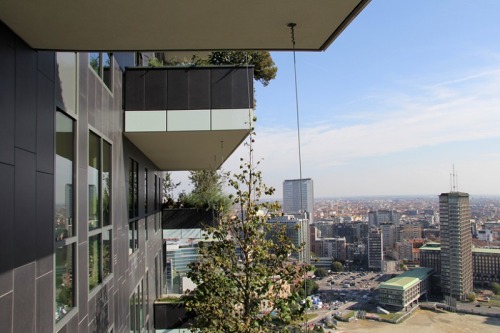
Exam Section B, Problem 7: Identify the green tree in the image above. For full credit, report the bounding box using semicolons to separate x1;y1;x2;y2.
184;133;307;333
491;282;500;295
314;267;328;278
298;279;319;298
149;51;277;87
162;172;181;207
331;261;344;272
208;51;277;86
184;170;231;212
466;292;476;302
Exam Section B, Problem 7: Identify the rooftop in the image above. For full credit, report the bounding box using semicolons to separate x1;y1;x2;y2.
379;267;433;291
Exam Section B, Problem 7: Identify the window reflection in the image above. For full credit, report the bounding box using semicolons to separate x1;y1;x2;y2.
89;234;102;290
103;142;111;226
103;230;112;278
88;132;101;230
55;244;74;322
55;112;74;240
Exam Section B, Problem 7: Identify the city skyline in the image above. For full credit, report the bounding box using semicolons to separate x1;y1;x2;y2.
180;0;500;199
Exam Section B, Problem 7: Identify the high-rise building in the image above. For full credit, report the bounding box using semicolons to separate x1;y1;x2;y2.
283;178;314;223
368;228;384;271
268;214;310;264
439;192;473;300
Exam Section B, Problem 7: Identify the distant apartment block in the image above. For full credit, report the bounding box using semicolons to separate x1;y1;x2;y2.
368;209;400;227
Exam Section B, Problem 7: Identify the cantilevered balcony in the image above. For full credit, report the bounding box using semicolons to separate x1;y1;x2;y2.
124;66;253;170
0;0;371;51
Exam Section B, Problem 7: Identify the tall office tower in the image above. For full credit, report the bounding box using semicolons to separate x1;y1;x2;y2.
283;178;314;223
439;192;473;300
368;229;384;271
268;214;310;263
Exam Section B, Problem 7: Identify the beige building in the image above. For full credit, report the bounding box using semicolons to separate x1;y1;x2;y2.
378;267;433;310
439;192;473;300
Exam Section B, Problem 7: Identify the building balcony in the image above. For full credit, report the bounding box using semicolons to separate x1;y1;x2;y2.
1;0;371;51
124;66;253;170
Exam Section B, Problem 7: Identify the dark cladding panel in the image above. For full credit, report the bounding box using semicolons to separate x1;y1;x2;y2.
188;69;210;110
125;69;146;110
0;163;14;287
36;172;54;273
167;68;189;110
36;72;55;174
37;51;55;81
211;68;232;109
14;39;37;153
145;70;167;110
14;149;36;267
0;32;15;165
231;67;254;109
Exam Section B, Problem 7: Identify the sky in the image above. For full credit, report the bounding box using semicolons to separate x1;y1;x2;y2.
173;0;500;199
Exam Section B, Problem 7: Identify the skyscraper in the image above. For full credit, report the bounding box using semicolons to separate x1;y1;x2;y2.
283;178;314;223
439;192;473;300
267;214;310;263
368;228;384;271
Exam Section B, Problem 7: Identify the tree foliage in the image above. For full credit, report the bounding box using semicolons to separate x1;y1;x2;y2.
183;132;307;332
297;279;319;299
207;51;277;87
149;51;277;87
492;282;500;295
184;170;231;212
314;267;328;278
331;261;344;272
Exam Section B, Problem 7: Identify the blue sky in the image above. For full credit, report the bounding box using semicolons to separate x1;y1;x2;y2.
176;1;500;198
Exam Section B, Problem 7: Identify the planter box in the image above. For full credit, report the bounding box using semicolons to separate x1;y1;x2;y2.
162;208;218;230
154;301;195;329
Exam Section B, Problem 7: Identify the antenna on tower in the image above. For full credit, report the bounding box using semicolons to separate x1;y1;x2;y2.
450;165;459;192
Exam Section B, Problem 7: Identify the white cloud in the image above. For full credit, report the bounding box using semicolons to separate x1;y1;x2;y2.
222;68;500;197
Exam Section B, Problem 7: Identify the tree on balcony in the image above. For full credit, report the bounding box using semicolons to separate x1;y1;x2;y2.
183;134;308;333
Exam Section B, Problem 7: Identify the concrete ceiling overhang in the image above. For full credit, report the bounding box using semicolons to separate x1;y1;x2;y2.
0;0;370;51
124;130;248;171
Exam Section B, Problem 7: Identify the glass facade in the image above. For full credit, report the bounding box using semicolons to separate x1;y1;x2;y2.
103;141;111;226
89;234;102;290
55;112;74;240
88;131;101;230
55;244;74;323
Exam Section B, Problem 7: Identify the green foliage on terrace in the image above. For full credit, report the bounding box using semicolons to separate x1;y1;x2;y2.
182;132;309;333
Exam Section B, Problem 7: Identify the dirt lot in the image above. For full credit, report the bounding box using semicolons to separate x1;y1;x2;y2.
333;309;500;333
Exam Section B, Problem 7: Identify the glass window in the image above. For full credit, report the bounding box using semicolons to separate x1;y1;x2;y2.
129;221;139;255
88;132;101;230
89;234;102;290
154;175;158;211
103;142;111;226
103;230;112;278
55;112;74;240
144;168;148;215
89;52;113;91
128;158;139;219
55;244;74;323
